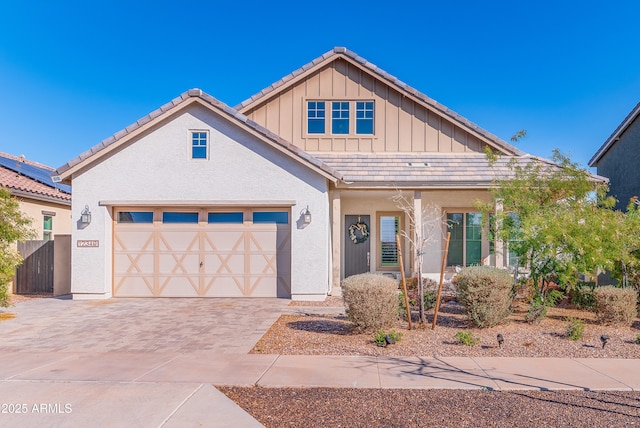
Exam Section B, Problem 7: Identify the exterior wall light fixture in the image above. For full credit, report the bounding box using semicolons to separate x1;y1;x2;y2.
302;206;312;225
81;205;92;224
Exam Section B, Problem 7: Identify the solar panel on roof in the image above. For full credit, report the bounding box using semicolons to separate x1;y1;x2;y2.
0;156;71;194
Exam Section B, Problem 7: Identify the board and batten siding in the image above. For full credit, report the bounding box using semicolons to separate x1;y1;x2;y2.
243;58;487;154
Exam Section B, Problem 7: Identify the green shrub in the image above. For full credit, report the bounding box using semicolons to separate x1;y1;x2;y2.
571;282;596;309
455;266;514;328
455;330;480;346
526;289;564;323
593;286;638;326
565;317;585;341
635;334;640;345
374;329;403;347
342;273;399;331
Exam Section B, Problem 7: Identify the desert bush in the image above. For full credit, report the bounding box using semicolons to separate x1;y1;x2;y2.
342;273;399;331
593;286;638;326
565;317;585;341
374;329;403;347
455;266;514;328
571;282;596;309
455;330;480;346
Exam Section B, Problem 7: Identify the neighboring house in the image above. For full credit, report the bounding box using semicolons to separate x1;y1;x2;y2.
589;102;640;210
0;152;72;293
0;152;72;240
57;47;546;301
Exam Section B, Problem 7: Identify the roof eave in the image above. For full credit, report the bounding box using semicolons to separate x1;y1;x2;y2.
589;102;640;167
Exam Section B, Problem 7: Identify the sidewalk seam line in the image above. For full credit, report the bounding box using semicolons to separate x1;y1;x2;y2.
157;383;204;428
469;356;502;391
5;354;77;380
571;357;634;391
254;354;280;386
132;354;182;382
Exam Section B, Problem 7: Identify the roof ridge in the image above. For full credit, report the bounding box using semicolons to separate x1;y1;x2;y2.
234;47;524;157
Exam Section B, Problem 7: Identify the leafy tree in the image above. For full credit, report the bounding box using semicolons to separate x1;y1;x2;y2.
478;149;626;302
0;187;35;307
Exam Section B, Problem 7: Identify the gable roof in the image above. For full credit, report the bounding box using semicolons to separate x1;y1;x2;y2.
55;89;342;183
236;47;524;157
0;152;71;205
589;101;640;166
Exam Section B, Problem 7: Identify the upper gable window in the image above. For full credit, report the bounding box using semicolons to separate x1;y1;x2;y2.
307;101;325;134
191;131;208;159
331;101;350;134
356;101;374;134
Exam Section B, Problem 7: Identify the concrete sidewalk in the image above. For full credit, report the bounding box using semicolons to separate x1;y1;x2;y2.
1;298;638;427
1;351;639;427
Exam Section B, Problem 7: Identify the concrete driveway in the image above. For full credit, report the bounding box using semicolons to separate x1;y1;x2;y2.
0;296;290;354
0;296;292;427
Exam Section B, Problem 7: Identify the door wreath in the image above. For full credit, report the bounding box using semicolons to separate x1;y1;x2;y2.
348;221;370;244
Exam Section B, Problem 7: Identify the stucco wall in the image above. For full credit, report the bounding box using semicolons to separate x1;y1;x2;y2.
596;115;640;211
18;198;72;239
70;103;330;299
338;189;493;280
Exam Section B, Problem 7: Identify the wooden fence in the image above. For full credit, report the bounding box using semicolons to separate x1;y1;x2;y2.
16;240;54;294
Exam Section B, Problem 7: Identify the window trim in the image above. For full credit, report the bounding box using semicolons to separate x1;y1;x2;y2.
43;215;53;241
355;100;375;135
307;101;326;134
190;130;209;160
445;210;484;268
376;211;403;271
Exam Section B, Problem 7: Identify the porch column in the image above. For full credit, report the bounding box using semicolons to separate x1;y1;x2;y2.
330;190;342;295
494;199;504;268
412;191;422;277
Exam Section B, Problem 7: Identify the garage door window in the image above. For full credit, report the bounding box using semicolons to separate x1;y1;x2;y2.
253;211;288;224
162;212;199;223
117;211;154;223
208;212;244;223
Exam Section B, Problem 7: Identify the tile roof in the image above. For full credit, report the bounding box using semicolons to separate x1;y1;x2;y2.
0;152;72;204
589;101;640;166
315;153;607;188
236;47;524;157
56;89;342;183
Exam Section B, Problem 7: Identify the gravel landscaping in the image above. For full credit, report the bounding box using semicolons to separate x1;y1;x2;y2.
254;299;640;358
220;387;640;428
235;296;640;427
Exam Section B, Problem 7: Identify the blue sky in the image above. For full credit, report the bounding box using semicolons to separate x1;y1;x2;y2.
1;1;639;170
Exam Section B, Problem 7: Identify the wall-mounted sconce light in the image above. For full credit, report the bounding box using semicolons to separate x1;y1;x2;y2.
302;206;312;225
81;205;92;224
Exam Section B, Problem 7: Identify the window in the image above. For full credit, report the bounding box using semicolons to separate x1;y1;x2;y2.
43;215;52;240
378;213;401;269
356;101;374;134
117;211;154;223
447;212;483;267
331;101;350;134
191;131;207;159
208;212;244;223
252;211;289;224
162;212;199;223
307;101;325;134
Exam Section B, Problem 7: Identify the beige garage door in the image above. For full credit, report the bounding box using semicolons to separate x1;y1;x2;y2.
113;209;291;297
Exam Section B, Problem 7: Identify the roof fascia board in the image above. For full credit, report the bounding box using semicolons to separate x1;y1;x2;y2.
58;94;340;184
10;188;72;206
57;96;201;182
589;102;640;166
99;200;297;207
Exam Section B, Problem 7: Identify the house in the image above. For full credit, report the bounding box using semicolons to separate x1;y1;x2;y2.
0;152;72;293
589;102;640;210
56;47;537;301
